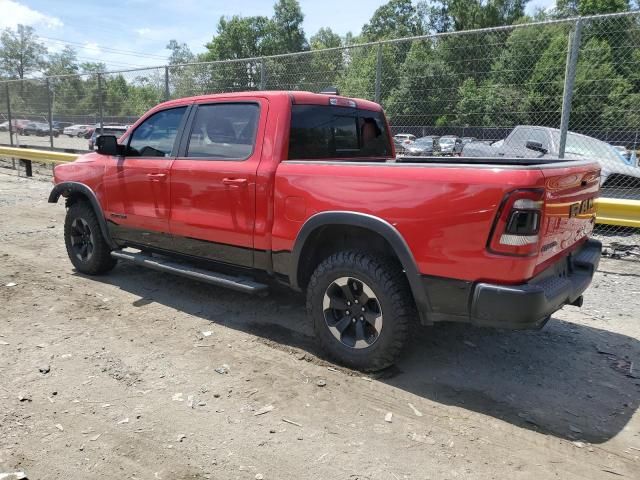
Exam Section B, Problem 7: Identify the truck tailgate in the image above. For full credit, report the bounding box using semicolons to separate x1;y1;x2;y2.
538;162;600;268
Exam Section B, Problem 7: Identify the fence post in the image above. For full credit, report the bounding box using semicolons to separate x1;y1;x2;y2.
558;19;582;159
259;60;266;90
46;78;54;149
6;83;14;149
164;66;170;101
97;73;104;136
375;43;382;103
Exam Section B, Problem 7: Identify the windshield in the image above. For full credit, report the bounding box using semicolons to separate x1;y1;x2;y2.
551;131;622;163
440;138;455;144
414;138;433;146
100;128;127;136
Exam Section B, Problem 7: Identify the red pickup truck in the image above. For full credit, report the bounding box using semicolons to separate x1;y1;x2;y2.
49;91;601;370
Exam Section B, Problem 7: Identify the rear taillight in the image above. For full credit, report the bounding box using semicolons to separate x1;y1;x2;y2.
488;189;545;256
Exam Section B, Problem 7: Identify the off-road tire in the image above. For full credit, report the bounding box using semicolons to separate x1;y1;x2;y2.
307;250;415;371
64;201;116;275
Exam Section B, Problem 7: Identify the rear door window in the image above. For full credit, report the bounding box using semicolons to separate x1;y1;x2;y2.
185;103;259;160
288;105;391;160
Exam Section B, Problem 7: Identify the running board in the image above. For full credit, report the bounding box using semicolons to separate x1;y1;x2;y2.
111;250;269;295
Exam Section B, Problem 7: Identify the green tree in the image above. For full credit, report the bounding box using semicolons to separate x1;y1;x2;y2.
453;78;529;127
267;0;308;53
361;0;424;41
425;0;529;32
0;25;47;79
490;21;568;86
203;15;271;61
46;46;79;76
306;28;344;91
525;33;569;127
46;47;87;117
385;40;454;127
555;0;629;16
571;38;629;129
166;40;195;65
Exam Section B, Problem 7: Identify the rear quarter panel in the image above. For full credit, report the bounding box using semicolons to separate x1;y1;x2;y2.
272;161;549;283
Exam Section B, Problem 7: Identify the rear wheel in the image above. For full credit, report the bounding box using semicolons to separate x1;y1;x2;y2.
64;201;116;275
307;251;415;371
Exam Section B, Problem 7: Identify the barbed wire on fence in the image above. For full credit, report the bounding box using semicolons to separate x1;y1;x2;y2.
0;11;639;247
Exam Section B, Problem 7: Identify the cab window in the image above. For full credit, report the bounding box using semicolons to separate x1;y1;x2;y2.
288;105;391;160
127;107;187;157
185;103;260;160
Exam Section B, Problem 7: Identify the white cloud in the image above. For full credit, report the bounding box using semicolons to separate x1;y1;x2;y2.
0;0;63;30
82;42;102;55
526;0;556;14
135;27;152;37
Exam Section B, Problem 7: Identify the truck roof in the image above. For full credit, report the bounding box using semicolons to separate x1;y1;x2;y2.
155;90;383;112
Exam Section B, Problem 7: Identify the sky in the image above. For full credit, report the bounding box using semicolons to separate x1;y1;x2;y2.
0;0;557;72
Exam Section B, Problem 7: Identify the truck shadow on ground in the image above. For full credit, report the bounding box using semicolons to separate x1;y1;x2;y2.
90;262;639;445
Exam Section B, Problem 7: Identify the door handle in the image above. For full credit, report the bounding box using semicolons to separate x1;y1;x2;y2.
147;173;167;179
222;178;248;186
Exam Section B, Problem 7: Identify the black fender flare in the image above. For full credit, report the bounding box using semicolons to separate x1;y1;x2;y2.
48;181;117;249
290;211;431;323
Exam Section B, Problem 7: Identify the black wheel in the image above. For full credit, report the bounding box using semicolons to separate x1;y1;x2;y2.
64;201;116;275
307;251;415;371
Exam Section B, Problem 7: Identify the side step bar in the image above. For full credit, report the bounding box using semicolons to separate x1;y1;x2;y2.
111;250;269;296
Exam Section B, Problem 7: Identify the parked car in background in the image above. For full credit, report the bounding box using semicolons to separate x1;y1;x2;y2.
88;125;128;150
0;119;27;132
439;135;463;156
17;122;41;136
393;137;408;155
612;145;638;166
461;136;476;145
64;124;93;137
52;121;73;131
18;121;60;137
34;123;60;137
403;136;440;156
393;133;416;145
462;125;640;187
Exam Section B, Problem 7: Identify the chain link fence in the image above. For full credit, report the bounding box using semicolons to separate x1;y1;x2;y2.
0;11;638;251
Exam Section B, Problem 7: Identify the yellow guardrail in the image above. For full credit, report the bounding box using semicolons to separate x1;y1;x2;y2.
0;145;638;228
0;146;77;164
595;198;640;228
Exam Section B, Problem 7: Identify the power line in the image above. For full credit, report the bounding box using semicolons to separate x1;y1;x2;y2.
39;36;169;60
43;45;161;69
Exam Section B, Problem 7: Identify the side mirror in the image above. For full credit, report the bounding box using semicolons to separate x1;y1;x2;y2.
525;140;548;154
96;135;124;156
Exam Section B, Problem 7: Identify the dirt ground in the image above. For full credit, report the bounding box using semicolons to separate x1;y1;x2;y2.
0;169;639;480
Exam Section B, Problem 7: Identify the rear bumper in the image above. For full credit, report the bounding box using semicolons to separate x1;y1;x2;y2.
422;239;601;329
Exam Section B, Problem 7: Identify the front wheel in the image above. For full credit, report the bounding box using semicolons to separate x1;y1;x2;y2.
64;201;117;275
307;251;415;371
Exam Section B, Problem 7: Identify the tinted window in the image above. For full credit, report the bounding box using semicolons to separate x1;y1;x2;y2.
288;105;391;160
128;107;186;157
509;127;550;151
186;103;259;160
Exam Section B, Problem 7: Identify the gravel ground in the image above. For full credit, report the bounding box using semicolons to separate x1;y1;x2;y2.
0;171;639;480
